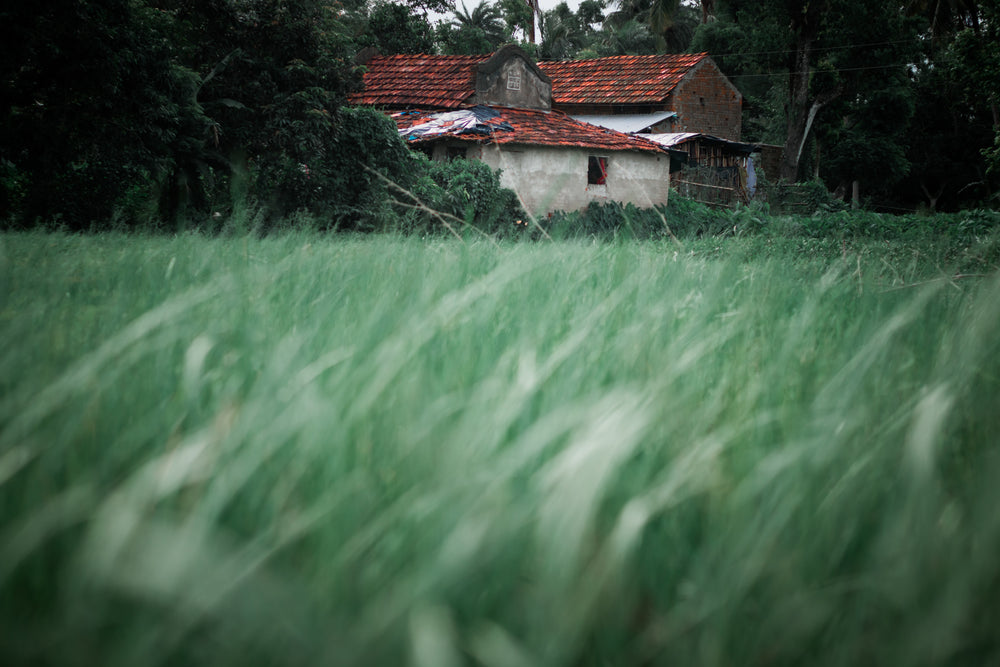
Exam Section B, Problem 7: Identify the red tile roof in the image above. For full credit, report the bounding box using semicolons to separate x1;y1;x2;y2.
350;52;709;109
538;53;708;105
391;106;669;155
349;54;486;109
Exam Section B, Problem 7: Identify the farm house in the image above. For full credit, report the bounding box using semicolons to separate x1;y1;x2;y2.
394;105;675;215
351;46;677;215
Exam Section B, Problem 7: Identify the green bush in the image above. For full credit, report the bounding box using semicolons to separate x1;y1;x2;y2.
538;197;742;241
388;153;525;236
517;196;1000;254
250;106;414;232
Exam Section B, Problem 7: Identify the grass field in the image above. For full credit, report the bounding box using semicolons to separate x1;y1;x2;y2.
1;230;999;666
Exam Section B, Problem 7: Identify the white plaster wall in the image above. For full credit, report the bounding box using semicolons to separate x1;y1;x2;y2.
474;144;671;216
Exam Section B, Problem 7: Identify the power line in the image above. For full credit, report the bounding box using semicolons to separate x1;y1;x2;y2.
706;38;919;61
733;63;914;80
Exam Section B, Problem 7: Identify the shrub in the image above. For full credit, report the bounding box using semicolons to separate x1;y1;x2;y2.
388;153;525;237
538;197;740;241
250;106;414;232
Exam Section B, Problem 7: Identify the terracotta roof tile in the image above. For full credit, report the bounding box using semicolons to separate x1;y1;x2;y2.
391;106;669;155
349;54;487;108
350;52;708;109
538;53;708;105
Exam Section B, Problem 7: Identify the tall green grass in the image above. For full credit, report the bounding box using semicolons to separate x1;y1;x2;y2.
1;231;999;666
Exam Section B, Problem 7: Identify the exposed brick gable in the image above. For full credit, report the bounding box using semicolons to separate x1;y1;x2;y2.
668;59;742;140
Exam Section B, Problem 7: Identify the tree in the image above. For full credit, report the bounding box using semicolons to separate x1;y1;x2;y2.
577;0;608;27
893;3;999;209
147;0;369;222
586;18;658;56
605;0;696;52
0;0;208;226
438;0;510;54
700;0;716;23
693;0;920;185
539;3;589;59
0;0;423;228
774;0;832;182
690;0;998;209
363;2;436;55
499;0;535;43
906;0;982;40
691;0;837;182
526;0;541;43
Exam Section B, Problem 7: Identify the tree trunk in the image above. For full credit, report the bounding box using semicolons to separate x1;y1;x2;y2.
920;180;944;211
779;36;814;182
701;0;715;24
780;86;841;182
778;0;830;182
529;0;538;43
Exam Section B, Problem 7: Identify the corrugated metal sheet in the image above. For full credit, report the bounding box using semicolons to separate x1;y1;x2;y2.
645;133;755;153
392;106;670;154
571;111;677;133
538;54;707;105
643;133;701;148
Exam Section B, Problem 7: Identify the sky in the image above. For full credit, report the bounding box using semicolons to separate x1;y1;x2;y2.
537;0;583;12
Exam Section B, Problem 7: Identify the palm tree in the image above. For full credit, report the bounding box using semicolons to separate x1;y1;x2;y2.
451;0;508;45
498;0;535;42
646;0;680;36
605;0;693;52
440;0;509;53
539;8;586;59
595;17;657;55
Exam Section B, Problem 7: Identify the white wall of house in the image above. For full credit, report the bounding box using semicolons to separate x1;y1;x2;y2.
471;143;671;216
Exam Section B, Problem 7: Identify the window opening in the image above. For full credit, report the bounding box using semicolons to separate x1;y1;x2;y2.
588;156;608;185
447;146;467;160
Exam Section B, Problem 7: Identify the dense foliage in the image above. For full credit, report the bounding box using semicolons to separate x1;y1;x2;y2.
396;153;527;235
0;0;435;230
2;0;998;229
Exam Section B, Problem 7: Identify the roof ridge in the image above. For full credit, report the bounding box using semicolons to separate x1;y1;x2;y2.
539;52;708;65
372;53;490;60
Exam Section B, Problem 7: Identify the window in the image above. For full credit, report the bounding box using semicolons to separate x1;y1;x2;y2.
588;156;608;185
507;71;521;91
447;146;467;160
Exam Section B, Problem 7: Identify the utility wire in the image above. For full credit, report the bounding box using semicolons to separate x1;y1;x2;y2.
733;63;914;79
704;38;920;61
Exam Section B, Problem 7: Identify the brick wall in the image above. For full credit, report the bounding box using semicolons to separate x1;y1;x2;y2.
668;60;741;141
